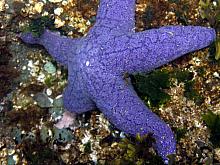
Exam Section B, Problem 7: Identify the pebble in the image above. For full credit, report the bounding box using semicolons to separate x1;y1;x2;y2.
28;60;33;68
49;107;63;119
33;93;53;108
13;154;19;164
62;1;68;6
46;88;52;96
0;0;5;12
119;132;126;138
54;17;65;28
34;2;44;13
53;96;63;107
22;66;27;70
213;1;217;6
213;72;219;78
44;61;56;74
54;7;63;16
42;11;49;16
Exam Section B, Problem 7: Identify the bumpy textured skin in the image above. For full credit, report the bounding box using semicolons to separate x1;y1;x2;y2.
20;0;216;163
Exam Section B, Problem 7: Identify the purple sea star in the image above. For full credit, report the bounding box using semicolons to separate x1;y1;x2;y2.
20;0;216;163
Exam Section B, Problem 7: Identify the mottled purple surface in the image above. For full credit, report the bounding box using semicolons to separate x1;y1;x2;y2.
20;0;216;163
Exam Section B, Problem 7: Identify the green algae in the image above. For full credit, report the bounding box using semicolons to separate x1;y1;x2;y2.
172;69;204;105
111;133;163;165
174;127;187;142
23;15;76;38
132;70;171;107
184;80;204;105
132;68;206;108
197;67;206;77
84;141;92;153
173;69;194;83
44;75;57;87
24;16;55;37
202;111;220;147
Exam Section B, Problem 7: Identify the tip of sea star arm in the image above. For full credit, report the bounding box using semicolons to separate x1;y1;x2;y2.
206;27;216;41
160;26;216;49
88;74;176;163
19;32;41;45
154;130;176;164
20;29;76;67
89;0;136;34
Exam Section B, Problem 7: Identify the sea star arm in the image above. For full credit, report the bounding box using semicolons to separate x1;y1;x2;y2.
88;73;176;163
20;30;79;66
63;76;96;114
88;0;136;35
103;26;216;74
63;88;96;114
